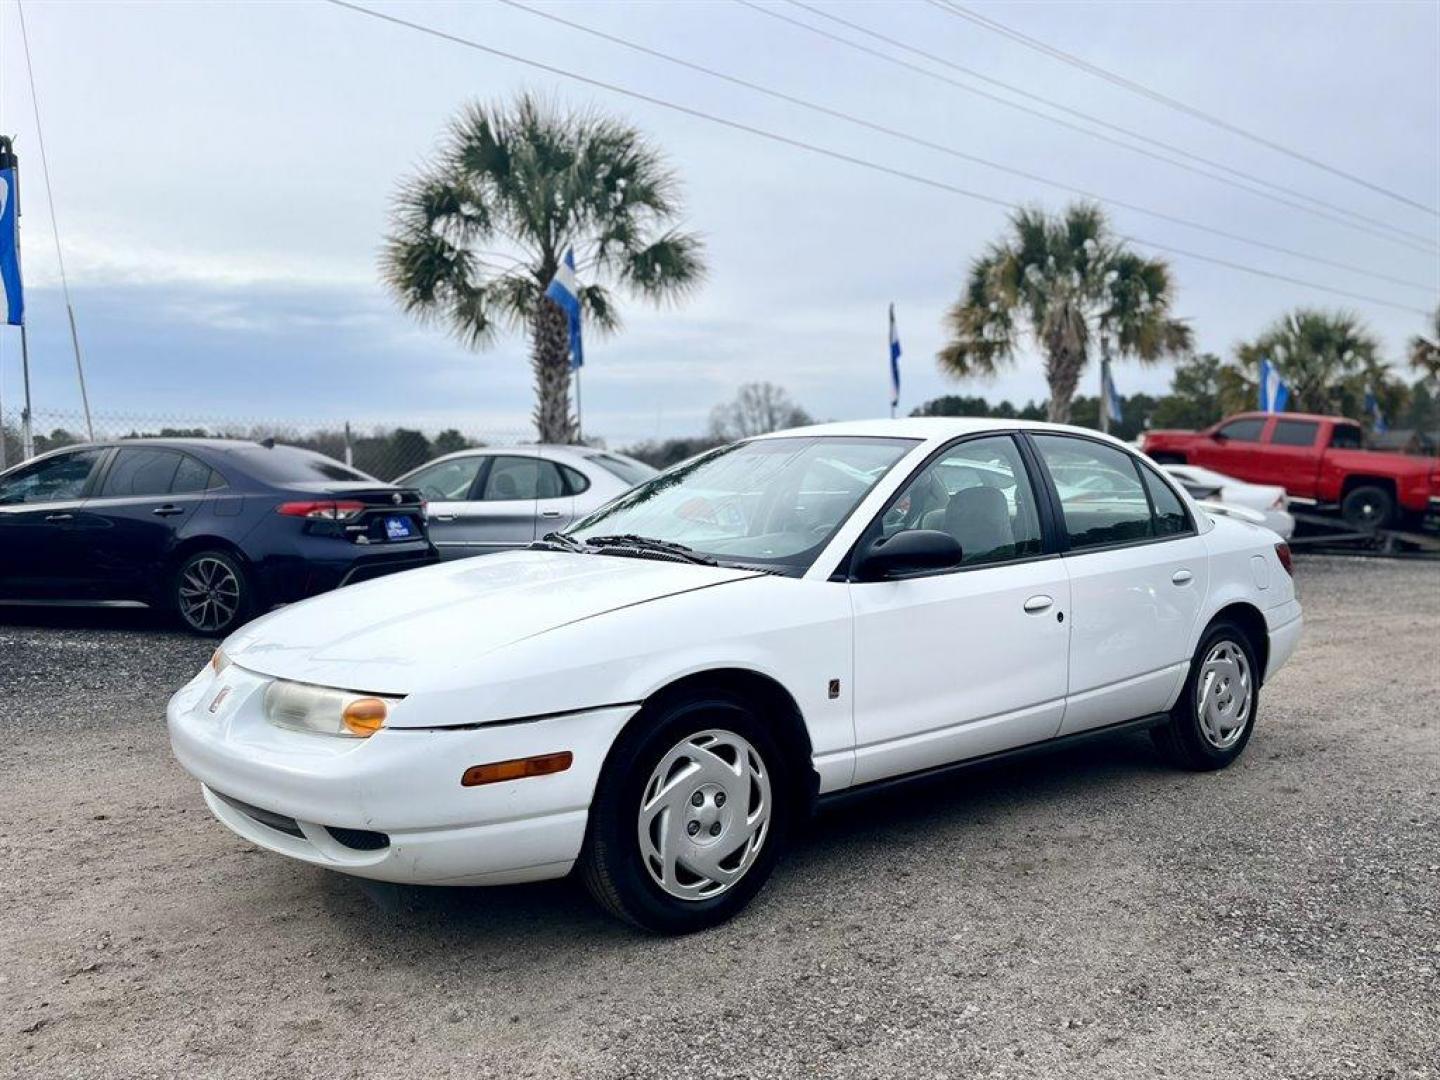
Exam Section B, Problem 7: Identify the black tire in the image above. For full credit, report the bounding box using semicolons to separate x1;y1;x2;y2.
172;549;254;637
580;691;795;934
1340;484;1394;530
1152;619;1260;771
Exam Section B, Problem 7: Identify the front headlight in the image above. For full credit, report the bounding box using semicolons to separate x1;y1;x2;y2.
262;680;397;738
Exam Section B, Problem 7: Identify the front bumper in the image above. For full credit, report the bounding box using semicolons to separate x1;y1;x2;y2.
166;664;634;885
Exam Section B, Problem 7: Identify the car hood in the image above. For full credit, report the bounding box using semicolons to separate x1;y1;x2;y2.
223;550;763;695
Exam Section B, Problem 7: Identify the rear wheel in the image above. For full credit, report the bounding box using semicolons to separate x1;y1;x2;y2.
580;692;793;934
1152;620;1259;771
1340;484;1394;529
173;550;253;637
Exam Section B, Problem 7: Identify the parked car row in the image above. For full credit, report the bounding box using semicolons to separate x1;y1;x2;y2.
0;439;434;635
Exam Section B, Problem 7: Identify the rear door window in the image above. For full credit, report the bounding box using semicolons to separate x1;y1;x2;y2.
1032;435;1153;550
99;448;183;498
481;456;544;501
171;454;221;493
1140;464;1193;536
1271;420;1319;446
1329;424;1363;449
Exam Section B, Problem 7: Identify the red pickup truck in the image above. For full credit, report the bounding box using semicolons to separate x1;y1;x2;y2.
1140;412;1440;528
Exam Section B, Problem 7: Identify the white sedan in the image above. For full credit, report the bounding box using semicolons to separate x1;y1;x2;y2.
168;420;1302;933
1162;464;1295;539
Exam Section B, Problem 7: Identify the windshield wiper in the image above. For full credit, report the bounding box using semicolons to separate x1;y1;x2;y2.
529;531;593;554
583;534;719;566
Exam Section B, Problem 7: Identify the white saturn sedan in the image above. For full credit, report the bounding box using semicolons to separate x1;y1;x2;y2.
168;420;1303;933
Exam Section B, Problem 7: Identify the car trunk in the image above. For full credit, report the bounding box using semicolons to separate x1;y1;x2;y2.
276;482;428;546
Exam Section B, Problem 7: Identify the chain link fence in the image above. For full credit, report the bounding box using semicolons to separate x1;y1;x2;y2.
0;409;534;481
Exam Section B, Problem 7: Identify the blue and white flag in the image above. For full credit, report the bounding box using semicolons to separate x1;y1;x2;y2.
1103;363;1124;426
544;247;583;371
888;303;901;409
0;162;22;327
1258;357;1290;413
1365;386;1388;434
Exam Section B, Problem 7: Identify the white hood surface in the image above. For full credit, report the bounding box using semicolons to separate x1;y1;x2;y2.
224;550;762;695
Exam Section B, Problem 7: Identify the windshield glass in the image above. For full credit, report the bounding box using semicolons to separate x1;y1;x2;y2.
568;436;918;573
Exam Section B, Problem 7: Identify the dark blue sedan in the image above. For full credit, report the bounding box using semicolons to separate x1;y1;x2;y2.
0;438;437;635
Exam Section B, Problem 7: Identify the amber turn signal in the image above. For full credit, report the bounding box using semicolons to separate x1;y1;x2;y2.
461;752;573;787
341;697;389;737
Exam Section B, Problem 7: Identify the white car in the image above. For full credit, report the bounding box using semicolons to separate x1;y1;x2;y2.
395;445;658;558
168;420;1303;933
1162;464;1295;539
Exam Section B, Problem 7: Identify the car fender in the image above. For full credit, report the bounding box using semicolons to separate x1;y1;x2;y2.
389;574;857;792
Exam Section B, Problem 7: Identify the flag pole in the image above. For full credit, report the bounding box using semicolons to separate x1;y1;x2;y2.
19;320;33;460
575;368;583;445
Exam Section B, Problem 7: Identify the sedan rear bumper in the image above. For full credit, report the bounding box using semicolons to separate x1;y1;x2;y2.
166;664;634;885
1264;599;1303;683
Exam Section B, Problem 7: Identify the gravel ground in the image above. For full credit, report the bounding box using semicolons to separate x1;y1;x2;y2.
1;557;1436;1079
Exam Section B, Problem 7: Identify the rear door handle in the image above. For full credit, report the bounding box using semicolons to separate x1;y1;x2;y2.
431;513;457;522
540;509;562;519
1172;569;1194;585
151;505;185;517
44;512;74;523
1023;594;1053;613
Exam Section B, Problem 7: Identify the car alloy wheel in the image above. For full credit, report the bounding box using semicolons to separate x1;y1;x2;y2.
177;554;243;634
637;728;772;901
1195;639;1252;750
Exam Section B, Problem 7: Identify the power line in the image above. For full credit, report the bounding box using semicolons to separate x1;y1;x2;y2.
16;0;93;439
936;0;1440;219
760;0;1438;254
320;0;1432;318
498;0;1431;294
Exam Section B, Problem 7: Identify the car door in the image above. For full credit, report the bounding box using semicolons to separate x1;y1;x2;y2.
1029;434;1207;736
848;434;1072;785
72;447;208;599
431;454;545;556
1193;416;1270;481
1256;418;1322;496
400;454;488;560
0;447;108;599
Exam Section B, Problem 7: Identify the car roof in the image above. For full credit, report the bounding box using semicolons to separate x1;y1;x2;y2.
750;416;1137;447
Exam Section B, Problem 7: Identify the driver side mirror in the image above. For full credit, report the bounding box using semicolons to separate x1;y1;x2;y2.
854;529;963;581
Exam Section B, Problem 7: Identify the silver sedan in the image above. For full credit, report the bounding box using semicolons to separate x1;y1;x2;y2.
396;445;657;559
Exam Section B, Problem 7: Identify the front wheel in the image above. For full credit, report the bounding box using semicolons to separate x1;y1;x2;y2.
1152;620;1260;771
172;550;254;637
580;693;793;934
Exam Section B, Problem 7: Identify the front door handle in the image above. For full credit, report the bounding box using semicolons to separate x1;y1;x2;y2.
539;509;562;519
1023;594;1053;613
1172;569;1194;585
431;513;457;522
44;512;74;523
151;505;184;517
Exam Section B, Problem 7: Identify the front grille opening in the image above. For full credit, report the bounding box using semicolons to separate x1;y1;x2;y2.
326;826;390;851
215;791;305;838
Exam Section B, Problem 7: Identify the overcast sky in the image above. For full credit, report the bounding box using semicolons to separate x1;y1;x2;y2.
1;0;1436;444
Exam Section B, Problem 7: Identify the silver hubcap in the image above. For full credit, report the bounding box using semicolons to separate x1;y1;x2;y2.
1196;639;1252;749
178;557;240;632
638;729;772;901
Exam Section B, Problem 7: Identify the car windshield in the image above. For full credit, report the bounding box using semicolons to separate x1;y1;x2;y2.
567;436;918;573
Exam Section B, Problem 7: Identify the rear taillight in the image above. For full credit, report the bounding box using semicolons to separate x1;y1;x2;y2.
1275;541;1293;577
276;500;366;520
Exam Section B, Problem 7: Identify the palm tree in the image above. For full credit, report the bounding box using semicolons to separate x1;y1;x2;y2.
938;203;1190;424
383;94;705;442
1224;308;1382;415
1409;306;1440;384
